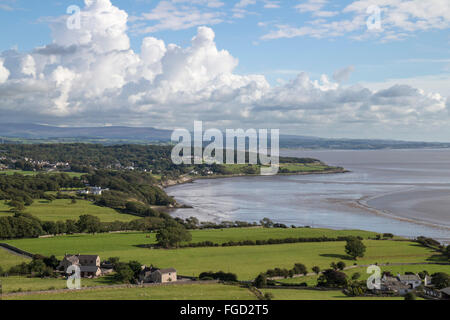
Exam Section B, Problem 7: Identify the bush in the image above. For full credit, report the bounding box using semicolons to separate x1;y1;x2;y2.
199;271;238;282
254;273;267;288
404;292;416;300
264;292;274;300
318;269;348;288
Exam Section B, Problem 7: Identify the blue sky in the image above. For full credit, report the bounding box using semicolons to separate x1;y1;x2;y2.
0;0;449;140
1;0;449;87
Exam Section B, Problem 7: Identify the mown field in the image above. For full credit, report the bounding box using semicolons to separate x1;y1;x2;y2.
0;170;84;177
3;283;257;300
4;228;440;281
278;263;450;286
0;248;30;270
0;199;137;222
0;274;119;294
259;289;408;300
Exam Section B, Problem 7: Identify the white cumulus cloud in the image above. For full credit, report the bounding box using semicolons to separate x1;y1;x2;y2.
0;0;448;140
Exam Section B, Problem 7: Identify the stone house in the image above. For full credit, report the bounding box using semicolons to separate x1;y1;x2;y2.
397;274;423;289
58;254;102;278
380;276;411;295
139;266;177;284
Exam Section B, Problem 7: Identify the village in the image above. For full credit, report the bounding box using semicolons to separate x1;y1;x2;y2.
53;253;450;300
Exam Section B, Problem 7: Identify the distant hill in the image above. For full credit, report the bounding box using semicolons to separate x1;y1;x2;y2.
0;123;172;142
0;123;449;149
279;135;450;150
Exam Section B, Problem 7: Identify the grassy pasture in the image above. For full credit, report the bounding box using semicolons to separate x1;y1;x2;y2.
0;199;137;222
0;170;84;177
259;289;408;300
0;275;120;294
278;263;450;286
0;248;31;270
4;228;438;280
3;283;257;300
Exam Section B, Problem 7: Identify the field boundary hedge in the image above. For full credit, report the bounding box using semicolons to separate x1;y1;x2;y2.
0;243;34;258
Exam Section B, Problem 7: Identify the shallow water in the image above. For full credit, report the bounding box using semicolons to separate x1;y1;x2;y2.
167;149;450;242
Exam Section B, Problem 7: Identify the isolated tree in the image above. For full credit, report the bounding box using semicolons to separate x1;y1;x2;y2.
345;237;366;260
156;220;192;248
312;266;321;275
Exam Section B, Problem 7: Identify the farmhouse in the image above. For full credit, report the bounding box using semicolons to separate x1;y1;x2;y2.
139;266;177;284
77;186;109;196
380;276;411;295
58;254;102;278
397;274;423;289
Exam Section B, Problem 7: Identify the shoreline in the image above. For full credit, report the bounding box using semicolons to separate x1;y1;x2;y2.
160;168;349;189
162;168;450;242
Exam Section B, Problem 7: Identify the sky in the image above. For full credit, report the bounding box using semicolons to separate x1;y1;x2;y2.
0;0;449;141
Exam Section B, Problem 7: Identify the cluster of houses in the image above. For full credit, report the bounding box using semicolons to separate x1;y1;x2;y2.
58;254;177;284
77;186;110;196
0;156;71;172
375;273;450;300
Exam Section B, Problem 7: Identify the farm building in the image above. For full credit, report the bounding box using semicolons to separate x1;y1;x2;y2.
58;254;102;278
139;266;177;284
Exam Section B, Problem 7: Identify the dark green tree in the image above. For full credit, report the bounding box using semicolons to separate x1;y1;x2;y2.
312;266;321;275
114;263;135;283
77;215;101;234
293;263;308;276
254;273;267;288
431;272;450;289
404;292;416;300
156;221;192;248
337;261;346;271
345;237;366;260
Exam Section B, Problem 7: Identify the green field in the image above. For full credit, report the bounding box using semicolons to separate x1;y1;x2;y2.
3;283;257;300
4;228;440;280
182;227;378;244
0;170;84;177
0;248;31;270
0;274;121;294
278;263;450;286
0;199;137;222
259;288;407;300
